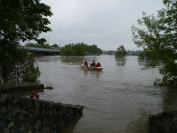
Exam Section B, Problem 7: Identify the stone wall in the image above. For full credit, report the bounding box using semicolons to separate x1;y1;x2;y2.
0;84;44;94
0;95;84;133
0;66;4;85
149;111;177;133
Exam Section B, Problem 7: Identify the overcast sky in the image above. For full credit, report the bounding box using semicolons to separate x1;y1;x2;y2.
41;0;163;50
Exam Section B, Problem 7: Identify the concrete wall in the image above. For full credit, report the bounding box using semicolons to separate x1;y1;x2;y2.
0;95;84;133
149;111;177;133
0;84;44;94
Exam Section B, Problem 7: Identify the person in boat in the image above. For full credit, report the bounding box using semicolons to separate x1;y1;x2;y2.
96;62;101;67
90;61;96;67
84;60;88;67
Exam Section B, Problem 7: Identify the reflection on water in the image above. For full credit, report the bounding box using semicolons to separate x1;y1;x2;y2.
138;58;162;69
161;87;177;111
126;111;148;133
115;57;127;66
82;70;102;79
60;118;83;133
37;55;171;133
60;56;85;65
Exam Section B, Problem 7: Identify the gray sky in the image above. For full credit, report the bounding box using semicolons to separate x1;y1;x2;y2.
41;0;163;50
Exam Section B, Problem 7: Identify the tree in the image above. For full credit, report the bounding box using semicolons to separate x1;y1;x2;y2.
25;42;51;48
132;0;177;86
60;43;102;56
0;0;52;83
115;45;127;57
51;44;59;48
0;0;52;43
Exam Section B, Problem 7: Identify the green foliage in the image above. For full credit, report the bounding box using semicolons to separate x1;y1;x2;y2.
61;45;76;56
22;54;40;82
0;44;28;82
132;0;177;87
51;44;59;48
25;43;51;49
25;42;60;49
0;0;52;42
60;43;102;56
1;52;40;83
0;0;52;83
85;44;102;55
115;45;127;57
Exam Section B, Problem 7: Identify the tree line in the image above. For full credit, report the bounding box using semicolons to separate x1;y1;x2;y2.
25;43;60;49
60;43;102;56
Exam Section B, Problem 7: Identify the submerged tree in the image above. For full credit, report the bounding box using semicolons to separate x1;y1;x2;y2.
132;0;177;86
0;0;52;83
115;45;127;57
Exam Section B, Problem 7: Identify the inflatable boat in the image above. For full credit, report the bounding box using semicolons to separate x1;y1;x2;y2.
81;65;103;71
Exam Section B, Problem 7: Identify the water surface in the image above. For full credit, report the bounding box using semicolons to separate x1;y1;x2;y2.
37;55;166;133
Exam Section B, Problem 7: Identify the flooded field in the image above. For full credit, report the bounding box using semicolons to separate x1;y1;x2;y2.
37;55;175;133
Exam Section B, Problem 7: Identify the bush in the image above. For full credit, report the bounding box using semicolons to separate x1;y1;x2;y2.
60;43;102;56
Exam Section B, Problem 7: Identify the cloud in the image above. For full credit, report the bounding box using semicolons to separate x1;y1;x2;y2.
41;0;163;50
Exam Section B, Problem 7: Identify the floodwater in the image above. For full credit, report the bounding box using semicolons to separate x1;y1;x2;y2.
37;55;176;133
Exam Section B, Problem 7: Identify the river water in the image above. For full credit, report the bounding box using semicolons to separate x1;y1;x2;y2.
37;55;175;133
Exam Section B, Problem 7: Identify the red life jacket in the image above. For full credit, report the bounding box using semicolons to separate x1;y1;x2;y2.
96;63;101;67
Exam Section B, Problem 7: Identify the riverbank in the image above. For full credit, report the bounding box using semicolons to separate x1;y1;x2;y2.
0;83;84;132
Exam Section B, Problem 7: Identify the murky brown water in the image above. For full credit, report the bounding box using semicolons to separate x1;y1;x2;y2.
37;55;175;133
